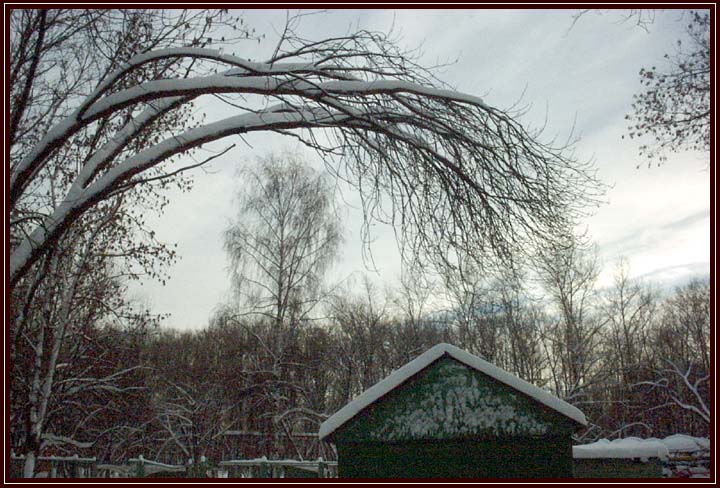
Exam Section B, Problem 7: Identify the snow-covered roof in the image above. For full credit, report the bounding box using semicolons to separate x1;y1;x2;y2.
319;343;587;440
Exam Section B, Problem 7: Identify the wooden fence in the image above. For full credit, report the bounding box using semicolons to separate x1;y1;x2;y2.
10;454;338;479
13;447;707;479
9;454;98;478
218;458;338;478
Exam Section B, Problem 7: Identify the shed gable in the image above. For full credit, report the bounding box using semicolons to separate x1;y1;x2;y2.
330;356;575;443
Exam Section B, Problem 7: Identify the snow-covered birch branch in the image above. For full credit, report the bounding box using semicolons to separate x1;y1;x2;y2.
10;29;603;289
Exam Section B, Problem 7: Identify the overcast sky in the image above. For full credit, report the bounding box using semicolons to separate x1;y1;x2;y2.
128;8;711;331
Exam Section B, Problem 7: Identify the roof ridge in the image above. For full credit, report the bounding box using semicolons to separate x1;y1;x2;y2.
319;342;586;441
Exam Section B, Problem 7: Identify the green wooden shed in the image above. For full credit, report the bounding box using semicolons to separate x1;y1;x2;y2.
319;343;587;479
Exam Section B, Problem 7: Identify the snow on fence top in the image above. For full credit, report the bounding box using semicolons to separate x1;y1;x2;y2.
573;438;670;461
652;434;710;453
319;343;587;440
572;435;710;461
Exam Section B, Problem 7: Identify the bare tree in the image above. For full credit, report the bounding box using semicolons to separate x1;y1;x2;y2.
224;151;343;332
328;275;392;406
599;260;657;437
603;259;656;385
9;201;162;477
219;151;343;456
388;266;445;360
8;9;246;477
9;9;248;282
535;238;605;403
624;10;710;165
568;9;663;33
9;11;603;290
569;8;710;166
660;278;710;373
51;322;153;465
442;263;505;363
441;259;547;384
494;274;549;386
141;328;242;465
636;279;710;434
147;314;334;462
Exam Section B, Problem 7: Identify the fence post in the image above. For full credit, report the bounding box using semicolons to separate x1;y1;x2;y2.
260;456;269;478
70;455;79;478
135;455;145;478
318;457;325;478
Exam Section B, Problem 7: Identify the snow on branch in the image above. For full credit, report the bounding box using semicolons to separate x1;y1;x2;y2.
10;27;604;287
635;359;710;424
41;433;95;450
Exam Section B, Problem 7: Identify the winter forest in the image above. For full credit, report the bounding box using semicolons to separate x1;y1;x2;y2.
8;8;710;478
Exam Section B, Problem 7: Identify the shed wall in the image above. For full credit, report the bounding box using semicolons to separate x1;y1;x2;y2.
338;436;574;478
331;357;576;444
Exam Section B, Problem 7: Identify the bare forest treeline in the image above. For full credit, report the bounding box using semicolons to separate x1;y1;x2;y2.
11;266;709;465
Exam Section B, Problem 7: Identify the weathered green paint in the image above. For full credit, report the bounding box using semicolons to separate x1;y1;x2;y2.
330;356;576;444
573;458;664;479
329;355;578;478
337;437;574;478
